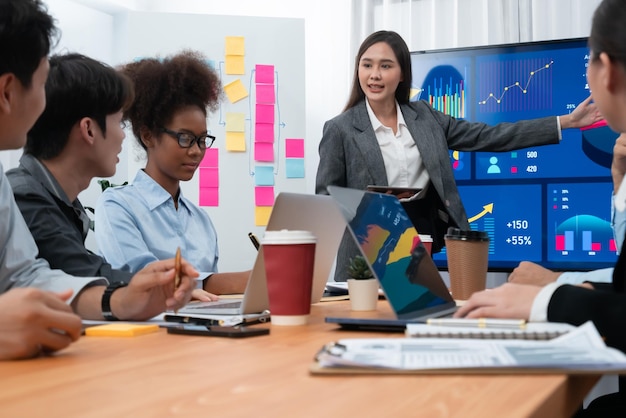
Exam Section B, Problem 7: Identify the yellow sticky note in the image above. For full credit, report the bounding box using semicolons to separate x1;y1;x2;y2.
226;132;246;151
226;112;245;132
223;79;249;104
85;323;159;337
255;206;273;226
225;36;245;55
225;55;245;75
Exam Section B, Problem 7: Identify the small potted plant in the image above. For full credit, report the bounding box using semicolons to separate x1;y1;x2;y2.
347;255;379;311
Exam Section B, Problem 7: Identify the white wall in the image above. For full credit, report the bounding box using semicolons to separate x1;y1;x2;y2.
73;0;353;196
17;0;352;253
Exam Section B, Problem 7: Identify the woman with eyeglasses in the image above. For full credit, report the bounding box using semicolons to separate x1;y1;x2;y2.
94;50;249;297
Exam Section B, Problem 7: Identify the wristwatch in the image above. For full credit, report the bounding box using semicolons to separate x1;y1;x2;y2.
101;281;129;321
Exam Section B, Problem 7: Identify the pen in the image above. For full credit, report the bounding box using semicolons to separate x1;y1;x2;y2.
164;314;224;327
173;247;181;314
174;247;182;290
248;232;260;250
426;318;527;330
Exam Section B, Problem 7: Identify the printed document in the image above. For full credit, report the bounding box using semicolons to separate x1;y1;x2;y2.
313;321;626;373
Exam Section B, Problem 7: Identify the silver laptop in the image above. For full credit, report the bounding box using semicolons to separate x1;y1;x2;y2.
177;192;346;316
325;185;457;331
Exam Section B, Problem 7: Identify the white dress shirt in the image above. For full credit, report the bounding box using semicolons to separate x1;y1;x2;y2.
365;99;430;190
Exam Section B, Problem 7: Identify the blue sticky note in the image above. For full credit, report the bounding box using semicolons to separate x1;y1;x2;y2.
255;165;275;186
285;158;305;178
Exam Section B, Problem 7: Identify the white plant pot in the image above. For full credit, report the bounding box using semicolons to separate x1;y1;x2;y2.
347;279;379;311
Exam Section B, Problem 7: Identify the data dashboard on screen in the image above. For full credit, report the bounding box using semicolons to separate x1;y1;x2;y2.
410;38;619;271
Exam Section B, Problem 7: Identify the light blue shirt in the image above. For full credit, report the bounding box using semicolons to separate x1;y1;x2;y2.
94;170;219;276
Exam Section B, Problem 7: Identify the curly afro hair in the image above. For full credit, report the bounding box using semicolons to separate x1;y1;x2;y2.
119;49;221;150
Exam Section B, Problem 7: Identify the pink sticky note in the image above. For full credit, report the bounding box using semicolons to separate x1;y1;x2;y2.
199;187;219;206
198;167;219;188
254;186;275;206
255;123;274;143
285;138;304;158
254;142;274;162
256;84;275;104
255;65;274;84
255;104;275;124
200;148;219;167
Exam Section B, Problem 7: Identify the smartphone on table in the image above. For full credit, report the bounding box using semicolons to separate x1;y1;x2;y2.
167;324;269;338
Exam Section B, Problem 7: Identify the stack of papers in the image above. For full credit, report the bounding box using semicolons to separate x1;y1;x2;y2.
311;321;626;374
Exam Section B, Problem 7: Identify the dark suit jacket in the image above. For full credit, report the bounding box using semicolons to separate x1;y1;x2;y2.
316;100;560;281
548;242;626;399
548;251;626;353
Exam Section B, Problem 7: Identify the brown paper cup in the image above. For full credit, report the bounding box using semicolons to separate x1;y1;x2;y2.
444;228;489;301
262;230;316;325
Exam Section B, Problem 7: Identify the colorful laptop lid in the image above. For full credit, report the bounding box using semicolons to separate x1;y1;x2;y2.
327;185;455;324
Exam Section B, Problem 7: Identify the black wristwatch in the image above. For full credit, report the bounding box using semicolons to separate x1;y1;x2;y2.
101;281;129;321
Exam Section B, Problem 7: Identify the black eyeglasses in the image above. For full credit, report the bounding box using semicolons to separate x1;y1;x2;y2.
161;128;216;149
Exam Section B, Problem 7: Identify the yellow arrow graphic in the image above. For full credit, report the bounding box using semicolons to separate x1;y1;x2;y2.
467;203;494;223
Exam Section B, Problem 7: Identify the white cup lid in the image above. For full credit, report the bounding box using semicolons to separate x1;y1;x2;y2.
419;234;433;242
262;229;316;245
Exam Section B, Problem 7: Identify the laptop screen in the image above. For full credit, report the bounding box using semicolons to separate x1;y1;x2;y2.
328;186;453;317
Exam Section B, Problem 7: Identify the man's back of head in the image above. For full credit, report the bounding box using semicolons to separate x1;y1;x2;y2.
0;0;57;150
0;0;57;88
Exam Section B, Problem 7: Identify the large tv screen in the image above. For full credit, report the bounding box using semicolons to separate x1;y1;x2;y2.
410;38;619;271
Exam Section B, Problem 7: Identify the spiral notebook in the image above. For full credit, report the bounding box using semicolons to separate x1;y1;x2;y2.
405;321;576;341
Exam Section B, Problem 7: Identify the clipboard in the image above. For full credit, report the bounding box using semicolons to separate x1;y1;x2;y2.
309;359;623;375
309;322;626;375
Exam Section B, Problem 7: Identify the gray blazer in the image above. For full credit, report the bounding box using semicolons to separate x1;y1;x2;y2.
316;100;560;281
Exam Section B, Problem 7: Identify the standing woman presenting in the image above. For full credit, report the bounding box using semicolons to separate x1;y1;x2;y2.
316;30;600;281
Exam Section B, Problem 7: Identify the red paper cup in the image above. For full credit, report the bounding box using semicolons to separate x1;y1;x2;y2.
262;230;316;325
419;234;433;255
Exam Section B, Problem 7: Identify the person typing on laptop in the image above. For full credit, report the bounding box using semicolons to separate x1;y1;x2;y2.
456;2;626;413
94;51;249;296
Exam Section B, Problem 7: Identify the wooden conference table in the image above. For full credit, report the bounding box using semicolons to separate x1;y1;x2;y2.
0;300;599;418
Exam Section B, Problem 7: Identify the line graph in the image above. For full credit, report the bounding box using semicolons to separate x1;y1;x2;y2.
478;59;554;112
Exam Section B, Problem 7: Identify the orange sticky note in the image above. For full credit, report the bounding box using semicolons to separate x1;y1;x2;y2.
85;323;159;337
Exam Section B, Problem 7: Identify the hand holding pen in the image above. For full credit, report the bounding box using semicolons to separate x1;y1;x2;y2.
174;247;182;291
104;256;198;321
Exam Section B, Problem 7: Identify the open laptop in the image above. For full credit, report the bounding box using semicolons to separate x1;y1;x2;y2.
176;192;346;317
325;185;457;331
